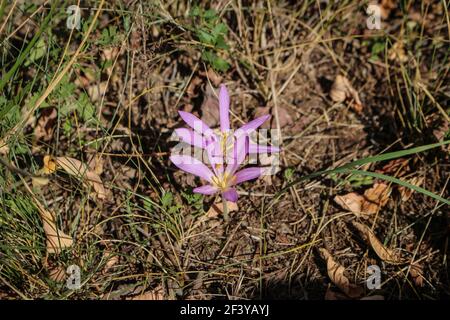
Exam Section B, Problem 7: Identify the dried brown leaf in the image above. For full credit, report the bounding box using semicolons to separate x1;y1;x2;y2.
205;201;238;219
48;265;66;282
200;85;220;128
334;183;390;218
320;248;364;298
103;250;119;273
54;156;107;199
398;177;424;202
41;208;73;254
352;221;405;264
0;138;9;156
330;75;363;113
410;263;425;287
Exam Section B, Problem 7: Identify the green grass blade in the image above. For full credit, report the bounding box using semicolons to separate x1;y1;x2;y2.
343;169;450;205
277;140;450;199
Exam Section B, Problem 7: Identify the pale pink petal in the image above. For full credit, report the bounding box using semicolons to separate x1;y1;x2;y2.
248;143;280;154
193;185;218;195
225;134;248;175
206;142;224;177
238;114;270;134
223;188;238;202
234;167;264;185
175;128;207;148
219;84;230;132
170;155;214;183
178;111;216;139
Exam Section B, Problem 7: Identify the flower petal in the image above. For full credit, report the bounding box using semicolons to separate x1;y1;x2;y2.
169;155;215;183
225;134;248;175
234;167;265;185
206;142;224;177
219;84;230;132
175;128;207;148
193;184;218;195
223;188;238;202
178;111;216;139
238;114;270;134
248;143;280;154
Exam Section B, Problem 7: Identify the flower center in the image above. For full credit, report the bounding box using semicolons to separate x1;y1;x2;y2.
211;172;236;190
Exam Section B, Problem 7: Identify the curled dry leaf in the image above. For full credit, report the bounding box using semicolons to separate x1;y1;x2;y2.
380;0;396;19
352;221;405;265
376;158;409;177
48;265;67;282
330;75;363;113
409;263;425;287
0;138;9;156
388;41;408;63
32;155;55;187
41;208;73;254
334;183;390;218
87;82;108;102
320;248;364;299
53;156;107;199
102;250;119;274
255;106;293;129
200;84;220;128
398;176;424;202
205;200;238;219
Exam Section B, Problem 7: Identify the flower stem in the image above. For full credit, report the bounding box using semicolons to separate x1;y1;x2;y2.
221;193;229;222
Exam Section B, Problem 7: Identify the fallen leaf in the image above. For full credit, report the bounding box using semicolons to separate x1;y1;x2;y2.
43;155;57;174
362;183;391;214
41;208;73;254
200;85;220;128
352;221;405;264
205;200;238;219
334;192;365;214
320;248;364;298
330;75;363;113
255;106;293;129
48;265;67;282
87;82;108;102
380;0;396;19
388;40;408;63
102;250;119;273
398;177;424;202
334;183;390;218
0;138;9;156
32;155;55;187
409;263;425;287
376;158;409;176
54;156;107;199
203;68;223;86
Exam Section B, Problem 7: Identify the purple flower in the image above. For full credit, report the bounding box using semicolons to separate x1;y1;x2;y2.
170;84;280;202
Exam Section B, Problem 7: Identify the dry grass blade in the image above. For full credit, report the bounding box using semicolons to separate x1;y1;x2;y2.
320;248;363;299
352;221;405;265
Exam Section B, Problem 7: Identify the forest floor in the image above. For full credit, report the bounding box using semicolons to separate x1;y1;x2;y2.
0;0;449;300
